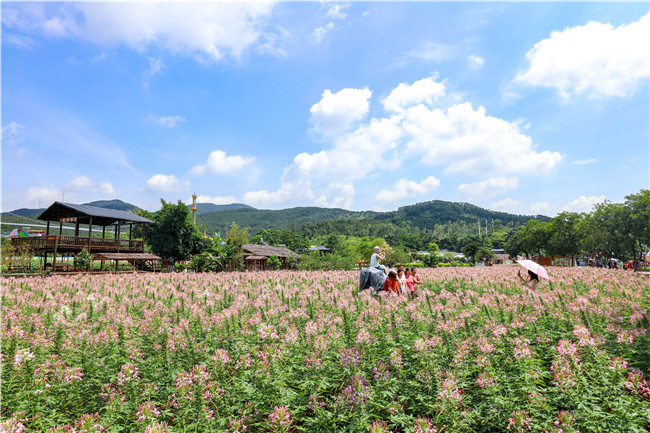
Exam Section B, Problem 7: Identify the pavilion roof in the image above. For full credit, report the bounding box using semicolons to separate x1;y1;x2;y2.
37;201;153;226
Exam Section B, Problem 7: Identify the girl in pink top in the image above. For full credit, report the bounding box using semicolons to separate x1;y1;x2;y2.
405;268;415;298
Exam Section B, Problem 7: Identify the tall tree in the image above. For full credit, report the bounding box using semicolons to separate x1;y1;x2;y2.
145;200;210;266
624;189;650;260
547;212;583;265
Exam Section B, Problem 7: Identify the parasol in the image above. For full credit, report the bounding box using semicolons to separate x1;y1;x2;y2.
516;259;549;279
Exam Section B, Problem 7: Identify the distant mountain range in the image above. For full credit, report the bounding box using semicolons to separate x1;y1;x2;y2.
3;198;548;236
195;200;549;234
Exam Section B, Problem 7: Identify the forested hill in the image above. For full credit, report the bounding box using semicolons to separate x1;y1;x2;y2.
3;199;139;218
196;200;548;235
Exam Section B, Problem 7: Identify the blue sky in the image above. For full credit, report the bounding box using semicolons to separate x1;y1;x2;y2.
2;2;649;216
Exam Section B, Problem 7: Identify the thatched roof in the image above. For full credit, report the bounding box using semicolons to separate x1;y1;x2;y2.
242;244;299;259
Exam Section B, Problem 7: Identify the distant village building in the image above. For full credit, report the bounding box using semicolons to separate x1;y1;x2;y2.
242;244;299;271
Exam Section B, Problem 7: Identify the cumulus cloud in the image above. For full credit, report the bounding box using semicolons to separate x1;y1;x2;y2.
26;186;62;205
66;176;116;196
515;12;650;100
25;177;115;206
315;182;355;209
376;176;441;204
403;102;563;177
573;158;597;165
195;195;238;205
458;177;518;199
190;150;255;175
273;75;562;208
144;174;189;192
3;3;276;62
313;22;334;43
154;115;186;128
309;87;372;137
243;181;315;208
381;76;446;113
562;195;605;213
490;198;523;214
288;115;403;183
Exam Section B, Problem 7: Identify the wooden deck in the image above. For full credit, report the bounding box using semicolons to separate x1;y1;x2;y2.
11;236;144;254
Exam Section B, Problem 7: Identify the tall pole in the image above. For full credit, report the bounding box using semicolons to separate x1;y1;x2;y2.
191;193;197;225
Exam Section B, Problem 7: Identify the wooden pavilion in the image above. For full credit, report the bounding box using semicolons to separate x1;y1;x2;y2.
10;201;159;272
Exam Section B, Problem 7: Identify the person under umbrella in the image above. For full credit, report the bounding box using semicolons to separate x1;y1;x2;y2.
516;259;549;291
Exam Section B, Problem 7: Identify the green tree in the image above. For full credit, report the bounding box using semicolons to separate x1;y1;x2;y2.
547;212;583;265
267;254;282;270
145;200;210;267
625;189;650;261
462;243;480;263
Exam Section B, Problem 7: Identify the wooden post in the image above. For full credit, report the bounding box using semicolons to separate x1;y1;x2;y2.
52;236;59;273
75;220;80;237
102;225;106;239
116;223;121;253
88;217;93;247
46;221;50;236
59;221;63;236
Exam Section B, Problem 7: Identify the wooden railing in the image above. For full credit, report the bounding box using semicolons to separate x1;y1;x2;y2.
10;236;144;252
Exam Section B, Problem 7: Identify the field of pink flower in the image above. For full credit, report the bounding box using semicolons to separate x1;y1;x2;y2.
1;267;649;433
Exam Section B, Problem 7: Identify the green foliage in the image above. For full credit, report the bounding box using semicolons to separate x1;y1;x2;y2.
250;228;310;253
267;254;282;270
462;243;481;263
383;246;411;267
74;248;93;271
144;199;211;265
298;251;356;270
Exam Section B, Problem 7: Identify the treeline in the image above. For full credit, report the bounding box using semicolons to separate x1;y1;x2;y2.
504;189;649;264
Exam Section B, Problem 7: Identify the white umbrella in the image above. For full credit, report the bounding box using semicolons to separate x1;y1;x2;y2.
516;259;549;279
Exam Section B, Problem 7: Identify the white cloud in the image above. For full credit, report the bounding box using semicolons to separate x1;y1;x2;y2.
314;182;355;209
143;57;164;88
562;195;605;213
288;115;403;183
26;186;62;205
144;174;189;193
190;150;255;175
468;54;485;69
67;176;95;191
458;177;518;199
4;3;276;62
381;76;446;113
573;158;597;165
2;121;24;137
25;177;116;206
97;182;115;196
155;115;186;128
309;87;372;137
403;102;563;177
243;181;315;208
66;176;115;196
326;3;348;19
313;22;334;43
408;41;452;62
490;198;522;214
195;195;238;205
376;176;441;204
515;12;650;100
529;201;552;215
